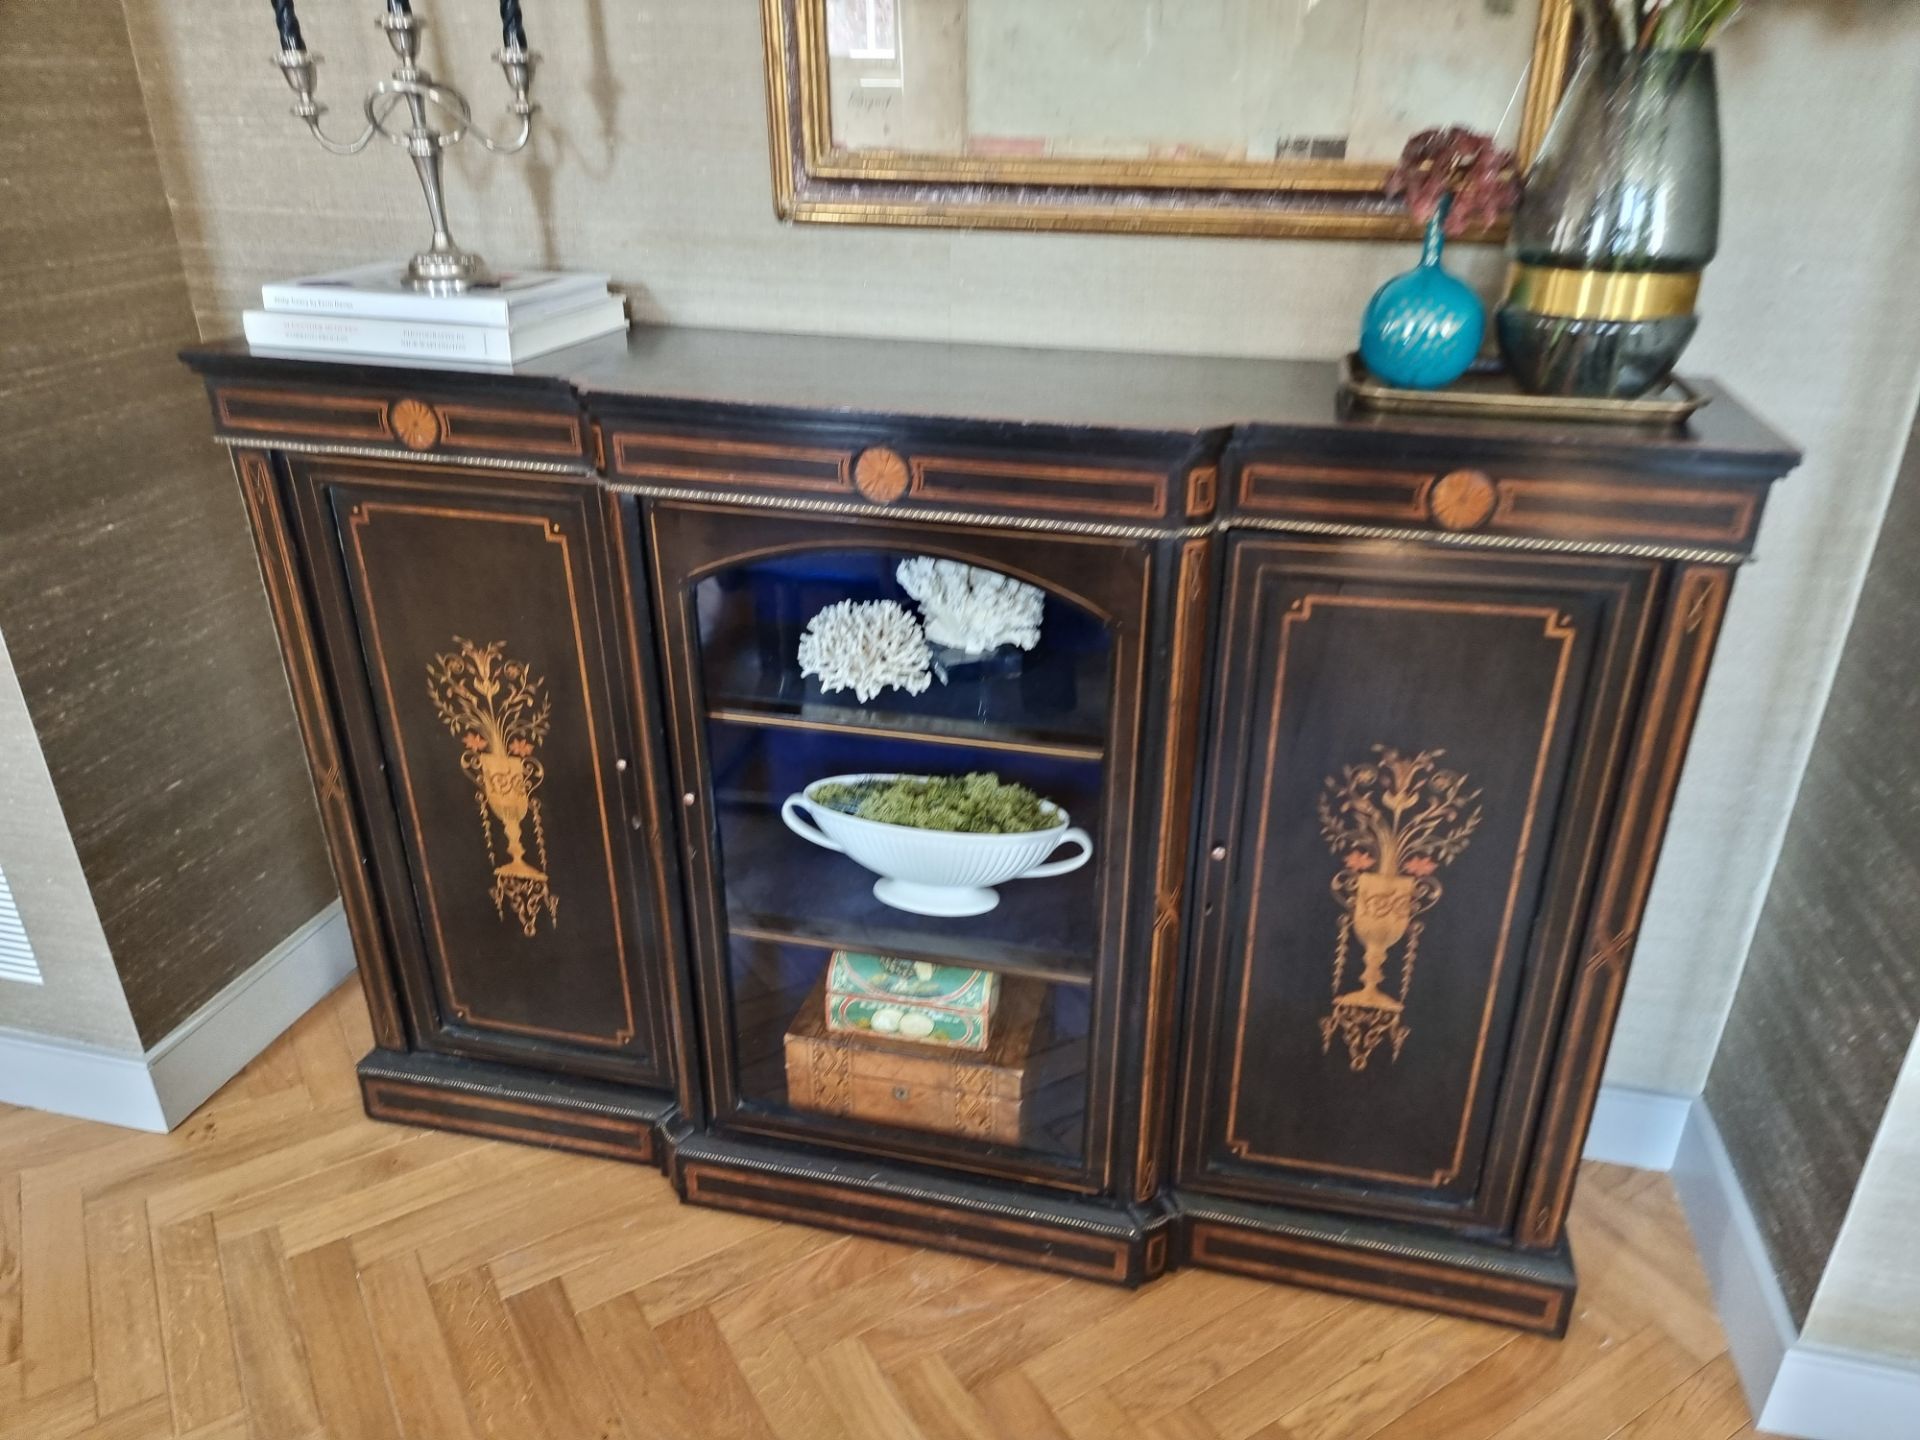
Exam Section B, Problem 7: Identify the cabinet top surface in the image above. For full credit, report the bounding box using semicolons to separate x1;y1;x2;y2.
185;325;1799;477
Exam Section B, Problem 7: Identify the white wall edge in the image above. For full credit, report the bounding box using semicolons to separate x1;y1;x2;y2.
0;1026;166;1131
0;902;350;1133
1670;1097;1920;1440
1583;1083;1692;1170
148;901;352;1128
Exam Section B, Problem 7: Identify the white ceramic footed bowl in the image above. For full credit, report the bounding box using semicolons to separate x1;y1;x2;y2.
780;773;1093;917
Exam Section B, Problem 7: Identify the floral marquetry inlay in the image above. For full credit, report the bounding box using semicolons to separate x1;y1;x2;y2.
1317;746;1483;1070
427;638;558;936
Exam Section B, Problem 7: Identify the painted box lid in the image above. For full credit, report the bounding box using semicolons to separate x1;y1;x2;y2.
825;952;998;1049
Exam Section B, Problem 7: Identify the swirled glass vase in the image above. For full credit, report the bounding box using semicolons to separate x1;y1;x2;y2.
1359;203;1485;391
1497;48;1721;399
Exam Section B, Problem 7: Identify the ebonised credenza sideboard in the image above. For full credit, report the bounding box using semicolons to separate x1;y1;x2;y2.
185;328;1797;1334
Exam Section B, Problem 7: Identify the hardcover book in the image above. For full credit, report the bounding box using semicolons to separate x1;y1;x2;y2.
261;260;611;326
241;296;629;365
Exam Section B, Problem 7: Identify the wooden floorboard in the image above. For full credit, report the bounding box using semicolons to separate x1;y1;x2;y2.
0;980;1747;1438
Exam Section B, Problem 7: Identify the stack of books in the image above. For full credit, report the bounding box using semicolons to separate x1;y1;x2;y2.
242;261;628;365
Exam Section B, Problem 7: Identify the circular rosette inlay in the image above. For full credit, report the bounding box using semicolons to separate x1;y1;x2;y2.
1429;469;1498;531
854;447;910;505
389;398;442;451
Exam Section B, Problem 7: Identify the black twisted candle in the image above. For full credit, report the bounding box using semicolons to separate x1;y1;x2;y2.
271;0;304;51
499;0;527;52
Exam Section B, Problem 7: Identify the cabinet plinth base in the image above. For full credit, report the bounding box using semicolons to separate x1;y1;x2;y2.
671;1132;1173;1286
1172;1191;1575;1335
357;1049;676;1168
352;1058;1573;1330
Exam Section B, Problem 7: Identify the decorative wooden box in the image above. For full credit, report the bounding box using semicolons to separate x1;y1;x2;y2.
824;951;999;1050
787;973;1043;1144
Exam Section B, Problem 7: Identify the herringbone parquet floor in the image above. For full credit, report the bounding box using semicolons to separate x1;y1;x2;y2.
0;980;1756;1440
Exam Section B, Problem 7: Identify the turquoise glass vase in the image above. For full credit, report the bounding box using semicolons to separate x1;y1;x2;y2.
1359;205;1484;390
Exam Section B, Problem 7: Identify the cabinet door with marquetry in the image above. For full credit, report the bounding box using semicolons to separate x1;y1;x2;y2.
1177;536;1658;1231
289;458;683;1089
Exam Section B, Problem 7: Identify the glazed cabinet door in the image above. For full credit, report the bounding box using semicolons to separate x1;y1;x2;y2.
1177;535;1658;1232
287;457;682;1089
646;501;1163;1196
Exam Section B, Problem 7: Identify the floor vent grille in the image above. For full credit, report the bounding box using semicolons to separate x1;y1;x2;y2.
0;866;43;985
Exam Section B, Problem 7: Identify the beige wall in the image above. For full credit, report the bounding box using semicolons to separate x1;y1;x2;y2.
1614;3;1920;1093
122;0;1920;1093
0;632;143;1055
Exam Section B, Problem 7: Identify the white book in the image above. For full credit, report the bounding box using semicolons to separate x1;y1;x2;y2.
261;260;610;326
242;297;630;365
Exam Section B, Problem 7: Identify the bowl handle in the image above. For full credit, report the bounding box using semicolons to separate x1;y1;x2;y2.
1017;827;1093;880
780;795;844;852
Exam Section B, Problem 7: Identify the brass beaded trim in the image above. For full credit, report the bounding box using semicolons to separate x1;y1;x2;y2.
1233;514;1746;566
221;436;594;476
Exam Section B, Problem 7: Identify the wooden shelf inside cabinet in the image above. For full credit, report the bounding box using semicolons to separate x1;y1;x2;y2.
702;643;1111;762
716;805;1099;988
705;699;1106;764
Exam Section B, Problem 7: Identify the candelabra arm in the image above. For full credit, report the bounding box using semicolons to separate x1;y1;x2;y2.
271;12;535;292
471;48;538;154
276;50;376;155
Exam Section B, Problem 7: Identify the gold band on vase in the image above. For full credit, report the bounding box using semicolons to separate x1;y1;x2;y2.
1504;264;1702;323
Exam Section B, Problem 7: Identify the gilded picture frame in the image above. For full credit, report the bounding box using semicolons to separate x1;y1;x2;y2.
761;0;1577;241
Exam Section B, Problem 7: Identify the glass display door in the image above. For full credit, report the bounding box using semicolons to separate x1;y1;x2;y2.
647;503;1155;1193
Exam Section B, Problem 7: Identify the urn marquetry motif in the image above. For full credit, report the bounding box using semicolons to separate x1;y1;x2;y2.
426;637;559;936
1318;746;1483;1070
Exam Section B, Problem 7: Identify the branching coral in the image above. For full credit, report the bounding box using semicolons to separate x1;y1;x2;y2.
895;558;1044;656
796;600;932;703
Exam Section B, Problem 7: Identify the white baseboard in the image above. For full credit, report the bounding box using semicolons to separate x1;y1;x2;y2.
1583;1083;1693;1170
1671;1098;1920;1440
1762;1346;1920;1440
1672;1099;1802;1419
0;902;350;1132
148;902;353;1127
0;1026;167;1130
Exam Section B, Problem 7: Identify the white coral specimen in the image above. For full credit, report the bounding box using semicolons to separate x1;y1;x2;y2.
895;558;1045;656
796;600;932;703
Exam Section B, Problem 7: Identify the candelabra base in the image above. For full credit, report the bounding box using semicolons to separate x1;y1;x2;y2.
407;244;493;294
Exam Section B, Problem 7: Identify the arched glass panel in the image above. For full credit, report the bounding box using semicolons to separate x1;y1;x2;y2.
690;546;1112;1165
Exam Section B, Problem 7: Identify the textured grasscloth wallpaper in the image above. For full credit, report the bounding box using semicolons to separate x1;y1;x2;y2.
0;4;333;1046
1707;407;1920;1325
1803;1033;1920;1359
118;1;1920;1092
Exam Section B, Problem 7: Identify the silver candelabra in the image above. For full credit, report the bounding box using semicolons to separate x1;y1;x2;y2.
274;10;536;292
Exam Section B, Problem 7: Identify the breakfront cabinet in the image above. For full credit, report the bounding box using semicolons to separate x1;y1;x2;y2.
188;329;1795;1333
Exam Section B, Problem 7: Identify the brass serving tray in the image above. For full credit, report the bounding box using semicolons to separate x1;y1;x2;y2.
1340;353;1710;426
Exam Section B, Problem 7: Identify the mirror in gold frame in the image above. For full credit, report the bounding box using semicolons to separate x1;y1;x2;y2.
762;0;1575;239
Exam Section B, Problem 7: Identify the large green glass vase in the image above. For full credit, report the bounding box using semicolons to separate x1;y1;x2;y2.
1498;48;1721;399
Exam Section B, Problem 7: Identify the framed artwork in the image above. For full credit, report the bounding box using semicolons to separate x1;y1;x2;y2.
761;0;1576;239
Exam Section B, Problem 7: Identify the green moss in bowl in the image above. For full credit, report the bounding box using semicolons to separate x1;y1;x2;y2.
810;774;1056;835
